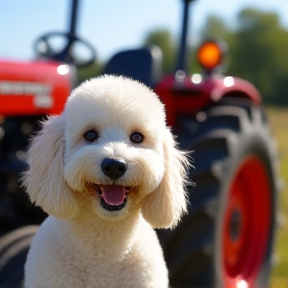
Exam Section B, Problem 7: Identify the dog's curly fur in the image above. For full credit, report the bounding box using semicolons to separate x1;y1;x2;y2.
23;75;190;288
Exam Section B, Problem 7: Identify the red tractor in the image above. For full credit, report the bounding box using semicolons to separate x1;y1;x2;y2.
0;0;278;287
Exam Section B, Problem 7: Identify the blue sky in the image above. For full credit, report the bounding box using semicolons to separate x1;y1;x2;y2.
0;0;287;62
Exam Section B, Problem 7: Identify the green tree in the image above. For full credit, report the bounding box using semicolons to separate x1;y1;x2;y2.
201;15;230;40
77;61;104;84
228;8;288;104
143;28;203;75
200;9;288;105
143;29;176;74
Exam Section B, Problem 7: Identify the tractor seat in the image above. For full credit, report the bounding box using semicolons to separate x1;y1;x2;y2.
103;46;163;88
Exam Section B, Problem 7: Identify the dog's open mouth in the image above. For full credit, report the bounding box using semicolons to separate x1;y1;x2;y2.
94;185;130;211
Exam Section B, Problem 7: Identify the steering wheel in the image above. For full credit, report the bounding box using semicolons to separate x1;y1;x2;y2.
34;32;96;68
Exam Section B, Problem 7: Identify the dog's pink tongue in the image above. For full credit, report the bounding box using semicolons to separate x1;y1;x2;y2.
102;185;126;205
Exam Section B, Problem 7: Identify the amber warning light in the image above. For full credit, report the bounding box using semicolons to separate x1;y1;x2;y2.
197;40;226;71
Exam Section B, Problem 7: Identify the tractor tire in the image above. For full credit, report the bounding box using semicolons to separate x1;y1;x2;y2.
157;98;278;288
0;225;38;288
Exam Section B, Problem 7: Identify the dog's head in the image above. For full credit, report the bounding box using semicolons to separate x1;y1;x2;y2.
23;76;189;228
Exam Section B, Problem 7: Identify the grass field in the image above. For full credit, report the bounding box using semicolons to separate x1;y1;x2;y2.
267;107;288;288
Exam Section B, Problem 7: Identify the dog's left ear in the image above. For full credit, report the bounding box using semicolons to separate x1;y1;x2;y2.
142;128;189;229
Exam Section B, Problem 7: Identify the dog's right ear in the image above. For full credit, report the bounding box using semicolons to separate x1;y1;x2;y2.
23;115;81;218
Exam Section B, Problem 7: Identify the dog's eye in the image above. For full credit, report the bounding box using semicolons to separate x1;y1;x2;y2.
130;132;144;143
84;130;99;142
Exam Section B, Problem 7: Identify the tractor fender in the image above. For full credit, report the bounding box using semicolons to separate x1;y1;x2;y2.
155;74;261;126
210;76;261;104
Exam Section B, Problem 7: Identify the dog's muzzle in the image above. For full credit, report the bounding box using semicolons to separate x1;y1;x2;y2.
92;184;130;211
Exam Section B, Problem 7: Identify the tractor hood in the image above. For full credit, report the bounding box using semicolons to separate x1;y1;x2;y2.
0;59;75;116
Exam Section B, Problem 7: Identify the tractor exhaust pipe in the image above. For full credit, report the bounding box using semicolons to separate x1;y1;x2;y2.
176;0;196;74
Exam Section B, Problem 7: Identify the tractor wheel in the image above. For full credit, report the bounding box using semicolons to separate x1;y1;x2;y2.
157;98;278;288
0;225;38;288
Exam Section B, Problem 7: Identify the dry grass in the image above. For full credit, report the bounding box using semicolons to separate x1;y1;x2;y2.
267;107;288;287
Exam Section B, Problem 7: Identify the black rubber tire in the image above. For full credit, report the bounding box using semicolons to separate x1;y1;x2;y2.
157;98;278;288
0;225;38;288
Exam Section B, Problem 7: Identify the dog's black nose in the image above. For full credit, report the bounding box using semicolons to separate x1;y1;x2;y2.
101;158;127;180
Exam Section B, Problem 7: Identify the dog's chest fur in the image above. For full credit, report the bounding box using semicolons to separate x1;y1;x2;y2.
25;216;168;288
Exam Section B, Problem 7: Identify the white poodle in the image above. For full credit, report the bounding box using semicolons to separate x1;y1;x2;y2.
23;75;190;288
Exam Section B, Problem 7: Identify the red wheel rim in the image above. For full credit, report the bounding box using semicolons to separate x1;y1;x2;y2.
222;156;271;288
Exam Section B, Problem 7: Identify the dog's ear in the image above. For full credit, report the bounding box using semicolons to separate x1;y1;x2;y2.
23;115;81;218
142;128;189;229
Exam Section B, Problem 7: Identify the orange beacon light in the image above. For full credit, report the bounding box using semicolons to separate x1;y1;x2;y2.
197;40;226;71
